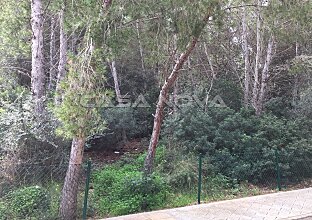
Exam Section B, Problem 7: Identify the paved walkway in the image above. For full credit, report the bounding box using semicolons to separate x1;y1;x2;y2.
103;188;312;220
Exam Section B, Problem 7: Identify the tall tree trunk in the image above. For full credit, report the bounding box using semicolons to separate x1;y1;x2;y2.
31;0;45;114
172;33;179;114
242;5;250;107
110;60;122;103
59;137;85;220
203;42;216;110
173;80;178;113
257;35;274;115
49;14;57;91
55;8;67;105
136;20;148;90
252;0;262;111
58;2;113;219
144;12;212;174
109;60;128;143
136;21;146;73
292;42;300;105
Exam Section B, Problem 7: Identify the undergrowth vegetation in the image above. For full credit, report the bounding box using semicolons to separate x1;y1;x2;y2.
91;105;312;218
1;105;312;219
0;184;57;220
91;146;265;218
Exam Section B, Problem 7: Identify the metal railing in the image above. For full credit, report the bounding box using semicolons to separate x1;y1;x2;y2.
196;148;312;204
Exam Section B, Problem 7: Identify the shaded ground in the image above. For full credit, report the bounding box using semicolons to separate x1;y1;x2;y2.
102;188;312;220
85;138;147;167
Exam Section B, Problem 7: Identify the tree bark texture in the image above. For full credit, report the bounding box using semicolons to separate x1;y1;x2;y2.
110;60;122;103
55;8;67;105
172;33;179;114
59;137;85;220
292;42;300;105
136;21;146;73
242;6;251;107
203;42;215;110
31;0;45;114
49;14;57;91
144;13;212;175
59;1;113;219
252;0;262;111
257;35;274;115
110;60;128;142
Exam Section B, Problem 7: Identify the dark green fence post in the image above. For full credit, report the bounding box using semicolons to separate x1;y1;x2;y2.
82;160;92;220
197;154;202;204
275;149;281;191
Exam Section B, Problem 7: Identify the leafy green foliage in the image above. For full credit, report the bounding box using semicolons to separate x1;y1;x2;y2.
164;105;312;184
294;88;312;118
0;0;311;218
210;79;242;110
8;186;50;218
102;108;137;137
0;0;30;58
91;146;270;217
53;47;111;139
0;202;7;220
0;84;68;168
93;164;168;216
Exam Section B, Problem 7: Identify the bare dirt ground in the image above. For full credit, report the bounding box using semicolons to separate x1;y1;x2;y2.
84;138;147;167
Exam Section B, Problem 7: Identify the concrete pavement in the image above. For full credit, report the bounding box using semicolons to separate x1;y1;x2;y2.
103;188;312;220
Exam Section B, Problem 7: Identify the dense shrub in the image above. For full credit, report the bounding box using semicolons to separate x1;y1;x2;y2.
93;163;169;216
163;105;312;184
164;156;198;189
0;202;7;220
8;185;50;218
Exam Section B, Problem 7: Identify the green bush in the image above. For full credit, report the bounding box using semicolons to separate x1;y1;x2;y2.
165;157;198;189
8;186;50;218
163;105;312;184
0;201;8;220
115;145;166;172
93;165;169;217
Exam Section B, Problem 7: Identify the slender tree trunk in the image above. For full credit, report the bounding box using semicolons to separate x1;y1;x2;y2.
109;60;128;142
136;21;148;90
59;137;85;220
242;6;251;107
110;60;122;103
172;33;179;114
173;81;178;113
144;9;217;174
252;0;262;111
31;0;45;114
58;1;113;219
293;42;300;105
122;128;128;144
49;14;57;91
136;21;146;73
144;11;211;174
203;42;216;110
257;35;274;115
55;8;67;105
144;84;169;175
